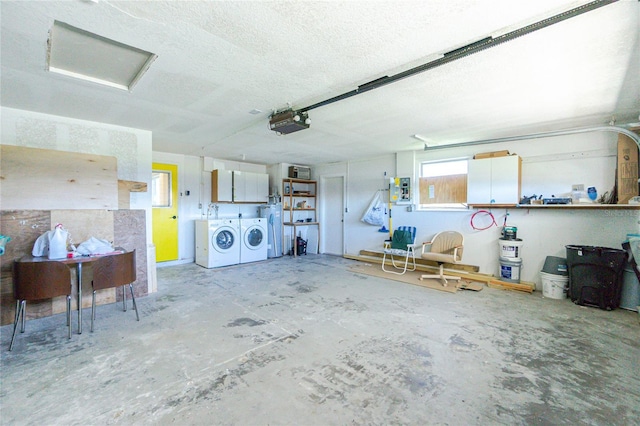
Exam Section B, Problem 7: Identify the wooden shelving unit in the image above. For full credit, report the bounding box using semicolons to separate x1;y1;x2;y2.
282;178;320;257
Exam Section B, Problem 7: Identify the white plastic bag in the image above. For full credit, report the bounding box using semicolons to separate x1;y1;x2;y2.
361;191;385;226
76;237;114;256
32;232;50;257
48;224;69;259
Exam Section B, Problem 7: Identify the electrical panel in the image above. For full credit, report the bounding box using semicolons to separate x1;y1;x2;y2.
389;177;411;204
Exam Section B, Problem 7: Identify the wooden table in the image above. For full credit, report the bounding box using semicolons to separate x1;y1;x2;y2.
19;250;125;334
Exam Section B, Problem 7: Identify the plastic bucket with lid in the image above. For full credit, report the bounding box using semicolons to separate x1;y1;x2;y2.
499;257;522;283
540;271;569;299
542;256;568;276
498;238;523;259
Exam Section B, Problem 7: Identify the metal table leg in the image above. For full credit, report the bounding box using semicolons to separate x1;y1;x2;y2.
76;263;82;334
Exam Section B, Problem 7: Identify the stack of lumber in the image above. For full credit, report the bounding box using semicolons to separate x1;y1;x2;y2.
346;250;535;293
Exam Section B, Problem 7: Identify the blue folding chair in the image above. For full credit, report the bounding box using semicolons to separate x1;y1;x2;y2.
382;226;417;275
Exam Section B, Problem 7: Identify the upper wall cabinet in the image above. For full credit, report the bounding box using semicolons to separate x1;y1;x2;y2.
467;155;522;205
234;171;268;203
211;169;234;203
211;170;268;203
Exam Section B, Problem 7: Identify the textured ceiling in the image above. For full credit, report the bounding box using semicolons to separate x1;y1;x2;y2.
1;0;638;165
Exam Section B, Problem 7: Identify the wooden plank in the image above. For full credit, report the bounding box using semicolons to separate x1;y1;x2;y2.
118;182;131;209
118;180;147;192
488;279;535;293
358;250;480;273
617;134;639;204
0;145;118;210
345;253;535;293
0;211;53;324
473;150;510;159
114;209;148;298
0;210;50;273
51;210;114;248
347;253;484;276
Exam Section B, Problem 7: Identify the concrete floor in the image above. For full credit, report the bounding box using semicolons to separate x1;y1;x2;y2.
1;255;639;425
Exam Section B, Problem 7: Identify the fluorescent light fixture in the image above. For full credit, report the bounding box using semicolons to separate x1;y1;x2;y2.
46;20;157;91
412;134;431;142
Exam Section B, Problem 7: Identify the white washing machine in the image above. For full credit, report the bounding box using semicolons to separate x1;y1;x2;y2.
239;217;268;264
195;219;240;268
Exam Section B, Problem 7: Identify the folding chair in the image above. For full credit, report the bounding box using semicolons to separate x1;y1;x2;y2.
382;226;417;275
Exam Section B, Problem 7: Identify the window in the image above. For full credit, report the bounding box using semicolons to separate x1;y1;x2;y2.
152;171;172;207
418;159;468;208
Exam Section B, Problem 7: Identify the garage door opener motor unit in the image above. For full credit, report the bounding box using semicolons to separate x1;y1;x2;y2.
269;109;310;135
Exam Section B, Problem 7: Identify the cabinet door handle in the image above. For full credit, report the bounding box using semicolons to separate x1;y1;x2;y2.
170;215;177;219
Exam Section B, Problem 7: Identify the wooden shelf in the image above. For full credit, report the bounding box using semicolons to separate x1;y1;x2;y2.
283;177;319;257
469;203;640;210
519;204;640;210
468;204;516;208
284;177;316;184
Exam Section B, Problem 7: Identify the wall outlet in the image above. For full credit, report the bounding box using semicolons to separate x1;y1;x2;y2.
572;184;584;191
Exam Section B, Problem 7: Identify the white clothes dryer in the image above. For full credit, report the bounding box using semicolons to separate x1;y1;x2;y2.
239;217;268;264
195;219;240;268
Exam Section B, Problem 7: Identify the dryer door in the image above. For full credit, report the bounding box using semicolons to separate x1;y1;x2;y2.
244;226;265;250
212;226;237;253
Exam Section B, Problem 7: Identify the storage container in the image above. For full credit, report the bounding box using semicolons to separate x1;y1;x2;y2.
565;245;626;310
541;256;568;276
499;257;522;283
540;271;569;299
620;266;640;311
498;238;523;259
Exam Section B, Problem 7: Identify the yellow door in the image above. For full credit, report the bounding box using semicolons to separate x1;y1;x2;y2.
152;163;179;262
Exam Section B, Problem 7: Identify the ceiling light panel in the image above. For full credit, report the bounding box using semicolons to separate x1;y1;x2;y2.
47;20;157;91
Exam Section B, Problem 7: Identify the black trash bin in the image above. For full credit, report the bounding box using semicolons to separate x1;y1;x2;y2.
565;245;627;310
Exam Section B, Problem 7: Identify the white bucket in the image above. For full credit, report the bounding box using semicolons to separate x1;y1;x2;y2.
540;271;569;299
498;239;523;259
499;257;522;283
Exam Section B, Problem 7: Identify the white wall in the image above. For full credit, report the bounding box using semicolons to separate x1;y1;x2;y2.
151;152;269;264
315;131;640;287
0;106;153;242
315;156;396;254
13;105;631;286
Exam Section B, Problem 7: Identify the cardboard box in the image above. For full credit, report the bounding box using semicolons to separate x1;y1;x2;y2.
473;150;510;159
617;134;639;204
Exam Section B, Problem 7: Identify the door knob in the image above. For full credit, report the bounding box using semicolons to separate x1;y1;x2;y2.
170;215;177;219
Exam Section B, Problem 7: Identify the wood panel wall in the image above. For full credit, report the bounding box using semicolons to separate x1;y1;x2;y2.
419;174;467;204
0;210;147;326
0;145;118;210
0;146;149;326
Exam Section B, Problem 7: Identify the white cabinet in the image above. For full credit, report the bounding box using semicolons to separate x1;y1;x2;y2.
211;169;233;202
211;170;268;203
234;171;268;203
467;155;522;204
